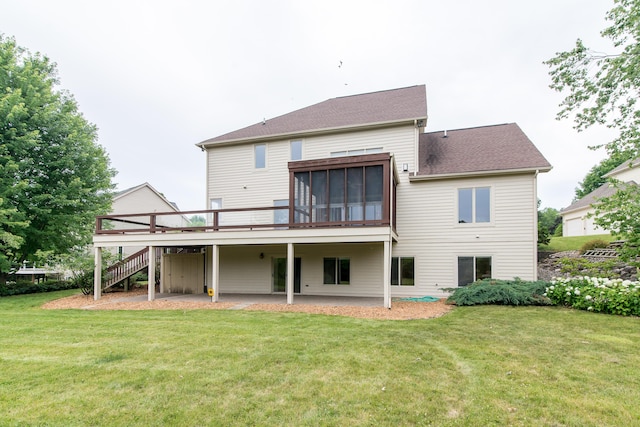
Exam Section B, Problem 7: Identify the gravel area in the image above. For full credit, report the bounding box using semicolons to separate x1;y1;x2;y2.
42;290;453;320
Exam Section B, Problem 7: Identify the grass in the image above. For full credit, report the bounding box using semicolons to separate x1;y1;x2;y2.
539;234;615;252
1;291;639;426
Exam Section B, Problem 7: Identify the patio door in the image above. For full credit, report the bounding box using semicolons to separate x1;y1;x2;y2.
273;257;301;293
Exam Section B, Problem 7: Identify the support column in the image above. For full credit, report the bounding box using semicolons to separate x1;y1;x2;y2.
211;244;219;302
93;247;102;301
383;240;391;309
286;243;294;305
148;245;155;301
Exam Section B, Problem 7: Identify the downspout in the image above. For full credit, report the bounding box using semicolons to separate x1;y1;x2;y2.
533;169;539;280
413;119;419;176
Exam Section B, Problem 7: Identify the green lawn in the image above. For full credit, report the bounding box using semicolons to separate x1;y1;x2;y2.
539;234;615;252
1;290;639;426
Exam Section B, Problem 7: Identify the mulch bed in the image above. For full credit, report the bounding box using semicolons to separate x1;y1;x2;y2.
41;289;454;320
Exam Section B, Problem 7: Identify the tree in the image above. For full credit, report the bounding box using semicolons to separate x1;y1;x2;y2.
0;35;114;277
592;182;640;264
545;0;640;260
189;215;206;227
538;207;561;236
545;0;640;157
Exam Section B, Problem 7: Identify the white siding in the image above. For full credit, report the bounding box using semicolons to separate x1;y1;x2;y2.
562;207;609;236
204;124;542;298
216;243;384;297
393;174;539;297
107;186;187;257
609;165;640;183
206;125;417;213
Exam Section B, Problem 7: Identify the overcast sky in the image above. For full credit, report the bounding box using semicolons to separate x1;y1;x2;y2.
2;0;617;212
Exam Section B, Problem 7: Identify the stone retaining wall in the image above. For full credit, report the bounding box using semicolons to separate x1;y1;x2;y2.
538;251;638;282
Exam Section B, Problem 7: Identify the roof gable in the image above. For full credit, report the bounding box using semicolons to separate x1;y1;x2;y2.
415;123;551;178
603;156;640;178
198;85;427;146
113;182;181;212
560;180;637;214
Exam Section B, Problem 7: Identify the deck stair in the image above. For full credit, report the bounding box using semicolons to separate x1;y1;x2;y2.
582;248;619;258
103;248;157;290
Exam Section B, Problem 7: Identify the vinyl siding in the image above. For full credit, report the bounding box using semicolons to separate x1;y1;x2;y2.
609;165;640;183
562;207;609;236
215;243;384;297
206;125;417;214
392;174;539;297
204;124;541;298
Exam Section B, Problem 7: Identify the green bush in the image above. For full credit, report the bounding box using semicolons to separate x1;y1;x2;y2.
545;277;640;316
558;257;619;277
580;238;610;253
553;223;563;237
69;270;95;295
446;278;552;306
0;280;78;297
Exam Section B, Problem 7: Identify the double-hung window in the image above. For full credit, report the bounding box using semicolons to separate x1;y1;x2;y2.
458;256;492;286
458;187;490;223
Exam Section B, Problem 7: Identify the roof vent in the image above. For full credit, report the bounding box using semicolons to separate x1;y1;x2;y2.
443;130;447;138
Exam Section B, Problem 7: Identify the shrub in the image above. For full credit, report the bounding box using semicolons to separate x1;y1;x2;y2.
553;223;563;237
558;257;619;277
69;270;95;295
580;238;610;253
446;278;552;306
0;280;78;297
545;276;640;316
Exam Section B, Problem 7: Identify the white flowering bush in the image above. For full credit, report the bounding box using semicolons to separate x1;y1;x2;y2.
545;277;640;316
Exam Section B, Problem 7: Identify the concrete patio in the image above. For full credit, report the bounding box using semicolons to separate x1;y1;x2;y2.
113;292;385;307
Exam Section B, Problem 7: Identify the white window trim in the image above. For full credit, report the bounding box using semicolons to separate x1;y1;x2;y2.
456;255;493;286
254;143;267;170
455;185;494;226
290;139;303;161
208;198;222;226
323;257;350;285
391;256;416;286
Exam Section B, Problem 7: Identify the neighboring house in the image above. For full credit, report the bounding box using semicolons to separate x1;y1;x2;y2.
107;182;189;258
560;158;640;237
93;85;551;307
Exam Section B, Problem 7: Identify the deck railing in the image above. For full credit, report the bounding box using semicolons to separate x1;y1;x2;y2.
95;205;390;235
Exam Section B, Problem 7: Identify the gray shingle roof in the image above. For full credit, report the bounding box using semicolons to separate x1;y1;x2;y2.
559;183;617;214
560;180;637;214
415;123;552;177
603;157;640;178
198;85;427;146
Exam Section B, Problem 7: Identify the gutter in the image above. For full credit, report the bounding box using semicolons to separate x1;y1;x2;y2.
409;166;553;182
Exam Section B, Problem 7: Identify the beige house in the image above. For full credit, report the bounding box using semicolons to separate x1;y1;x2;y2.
93;85;551;307
560;158;640;237
108;182;189;257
